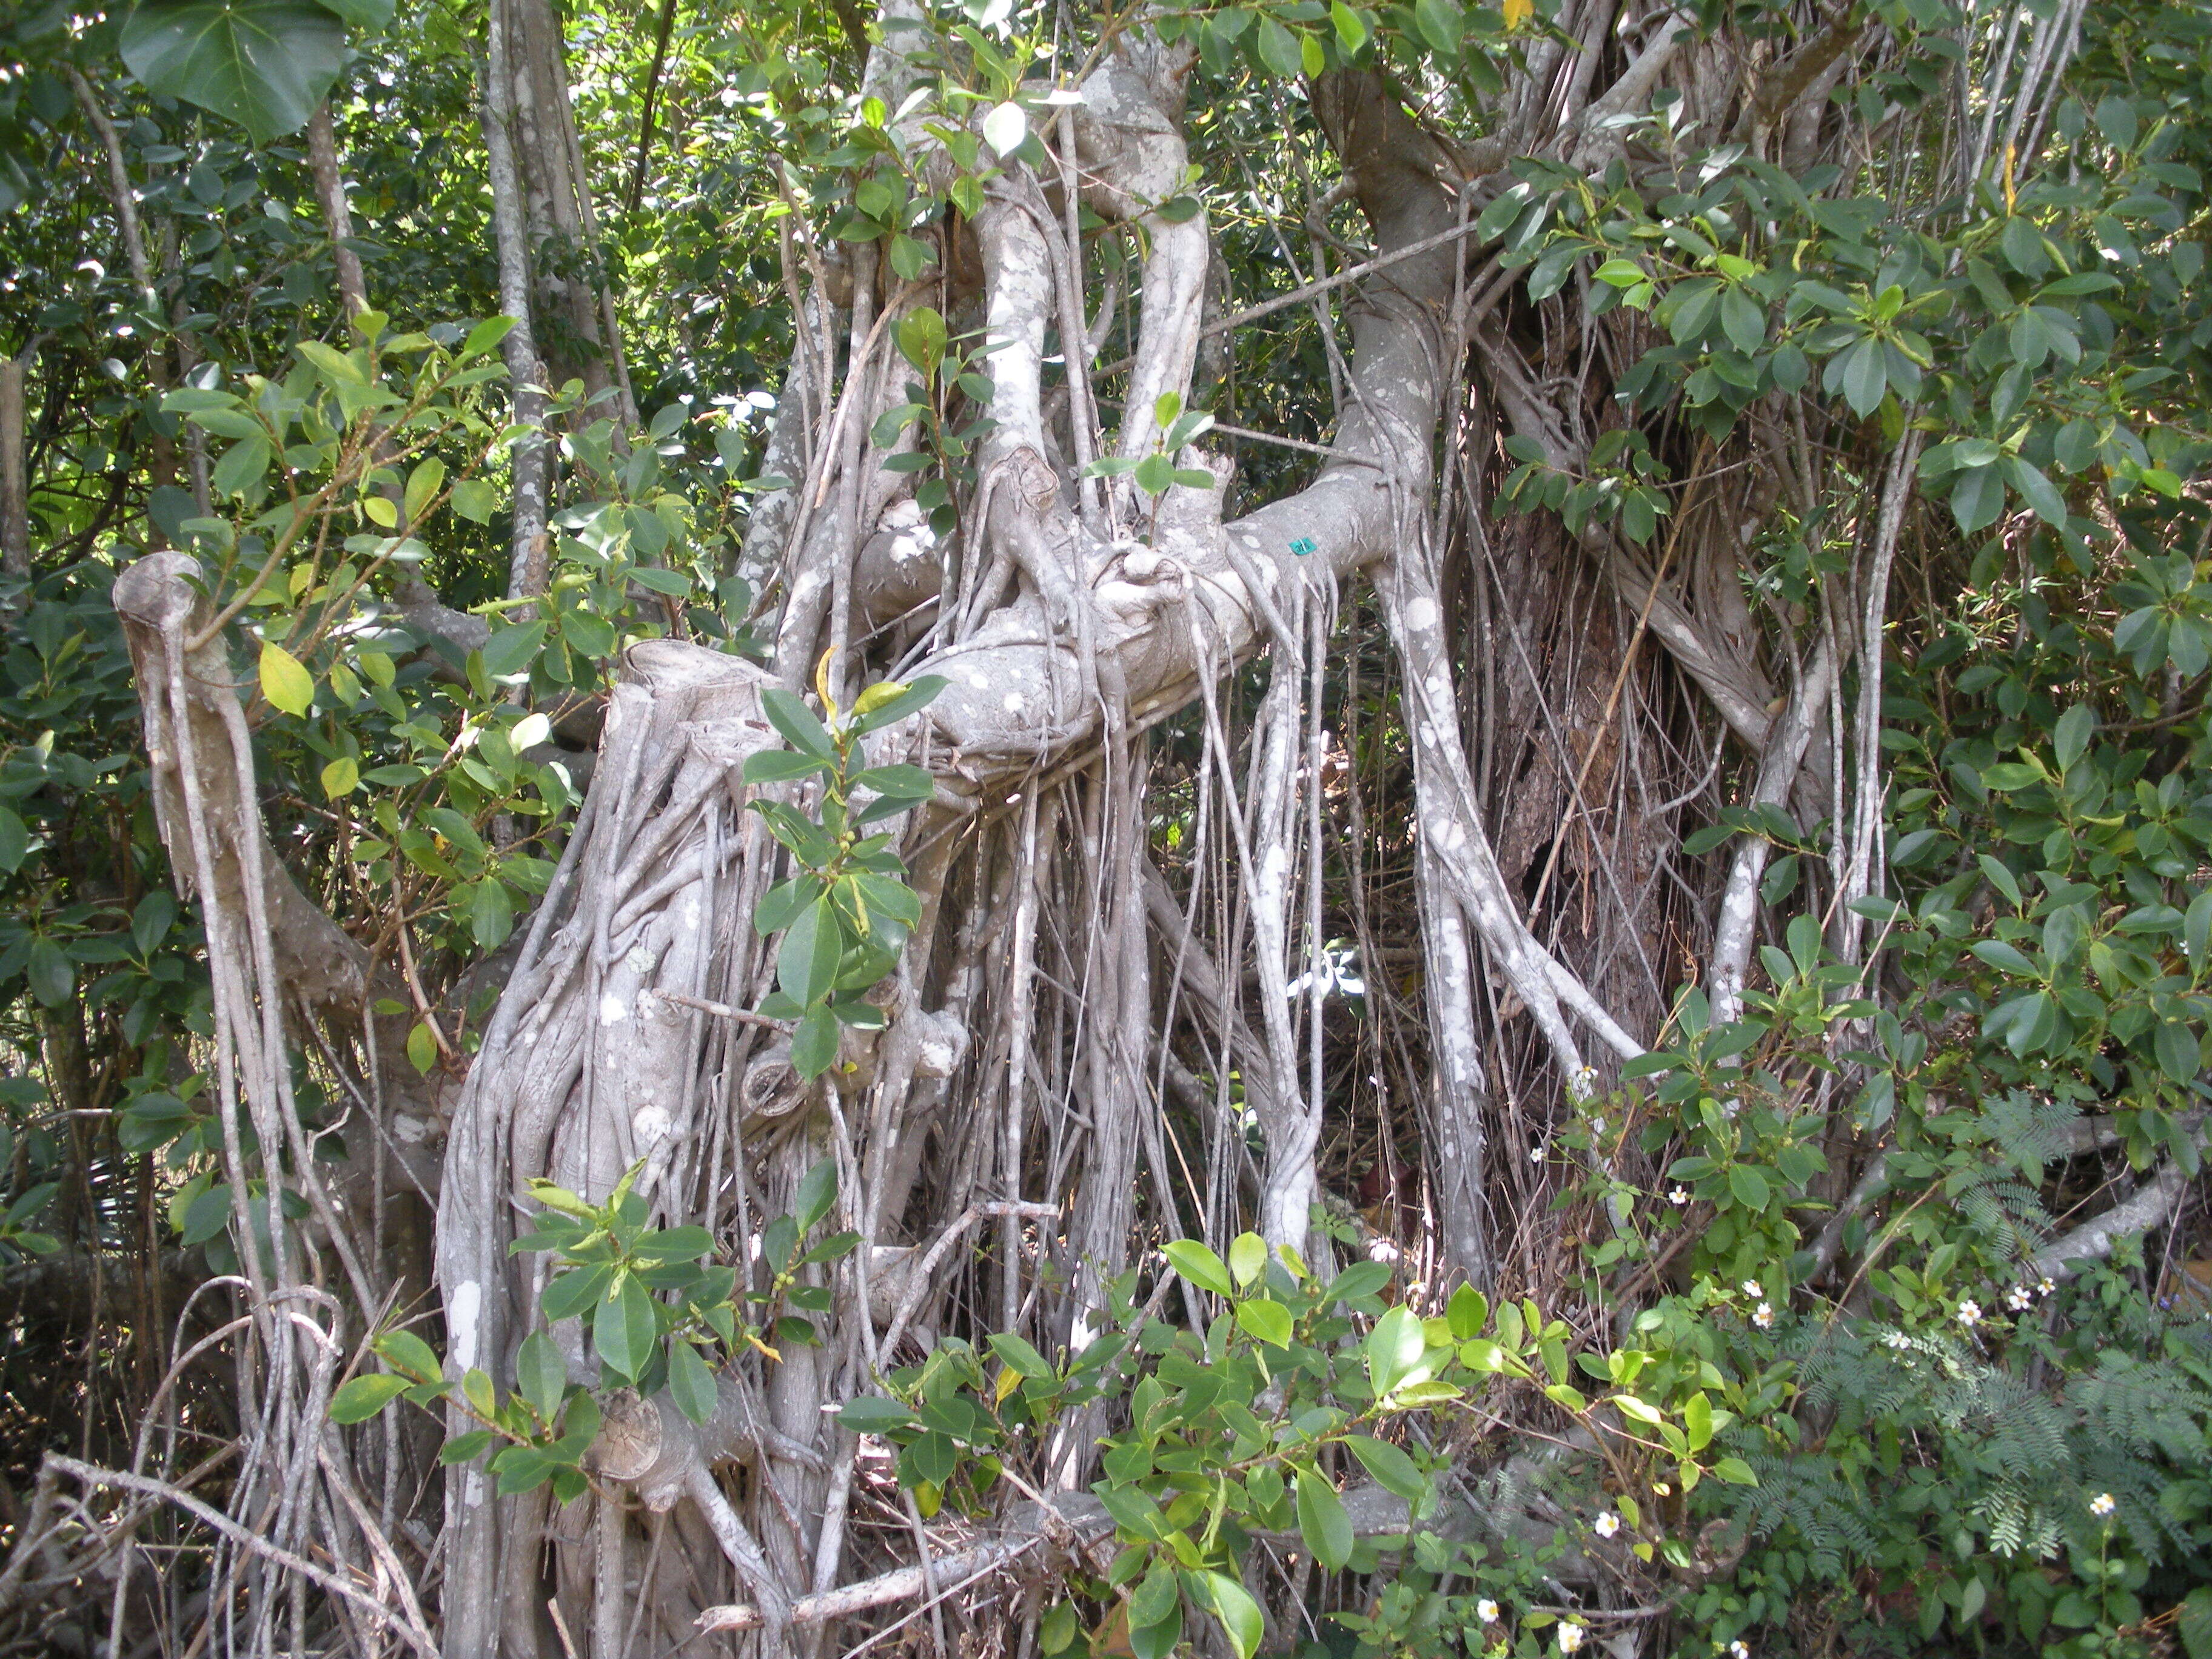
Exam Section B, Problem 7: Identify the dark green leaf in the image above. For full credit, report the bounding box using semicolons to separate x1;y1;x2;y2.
666;1339;719;1424
1295;1469;1353;1569
1344;1435;1426;1502
760;687;836;759
120;0;347;143
594;1272;657;1384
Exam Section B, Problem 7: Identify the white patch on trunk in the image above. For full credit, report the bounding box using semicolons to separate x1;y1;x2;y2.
599;992;629;1024
1404;596;1438;631
449;1279;482;1373
633;1104;672;1145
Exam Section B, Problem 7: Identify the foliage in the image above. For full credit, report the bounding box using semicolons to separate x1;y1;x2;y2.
743;661;945;1075
333;1156;860;1493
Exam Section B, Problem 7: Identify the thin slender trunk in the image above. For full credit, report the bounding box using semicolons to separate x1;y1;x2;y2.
1;352;28;582
306;104;369;318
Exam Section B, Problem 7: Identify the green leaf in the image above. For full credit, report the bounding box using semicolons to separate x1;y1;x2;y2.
1726;1163;1770;1210
1683;1390;1713;1451
514;1330;566;1418
1227;1231;1267;1287
437;1430;496;1465
1204;1572;1264;1659
839;1395;916;1433
1041;1601;1080;1657
1161;1239;1233;1298
2002;454;2068;527
1344;1435;1426;1502
1976;854;2023;908
311;0;393;26
1412;0;1461;52
2053;704;2095;774
375;1329;443;1381
212;432;272;495
2154;1019;2199;1082
2177;1584;2212;1659
328;1371;411;1423
666;1339;719;1424
1295;1469;1353;1569
853;764;936;800
897;312;948;381
1709;1456;1758;1486
794;1156;838;1233
1256;15;1302;76
1129;1560;1179;1634
1233;1298;1293;1347
1133;453;1175;496
0;808;28;874
778;897;845;1008
594;1272;657;1385
790;1003;840;1078
2186;888;2212;973
403;457;446;523
743;749;833;785
1949;464;2004;535
760;687;836;759
1969;939;2037;976
461;315;518;360
480;621;544;680
259;642;313;716
1364;1303;1426;1399
851;674;948;735
1835;336;1888;417
120;0;347;144
987;1332;1054;1378
1326;1260;1392;1305
492;1446;552;1495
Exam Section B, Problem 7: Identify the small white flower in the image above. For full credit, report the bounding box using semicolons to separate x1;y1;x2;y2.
1668;1186;1689;1206
1531;1144;1546;1162
1957;1299;1981;1327
1594;1511;1621;1538
1741;1279;1763;1298
2038;1276;2056;1298
1884;1330;1911;1350
2006;1285;2033;1312
1752;1302;1775;1329
1476;1600;1501;1624
2090;1492;2116;1517
1729;1643;1752;1659
1558;1624;1586;1655
1570;1065;1599;1099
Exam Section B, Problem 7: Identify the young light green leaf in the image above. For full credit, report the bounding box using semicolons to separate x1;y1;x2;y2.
1227;1231;1267;1287
259;642;314;716
329;1370;412;1424
1161;1239;1233;1298
1233;1298;1293;1347
1364;1302;1426;1399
